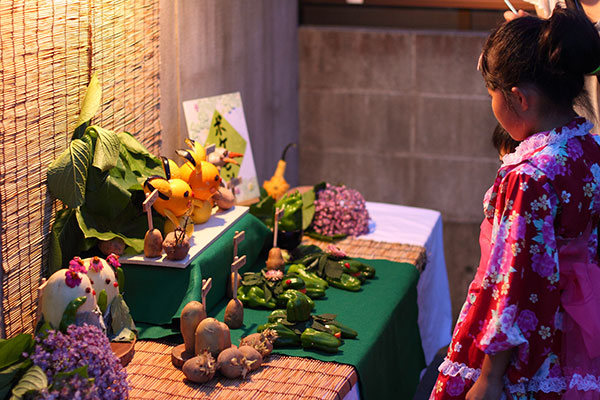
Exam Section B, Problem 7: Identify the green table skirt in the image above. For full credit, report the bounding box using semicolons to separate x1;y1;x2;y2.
123;214;425;399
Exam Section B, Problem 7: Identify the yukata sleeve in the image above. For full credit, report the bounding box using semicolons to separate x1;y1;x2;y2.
471;169;560;376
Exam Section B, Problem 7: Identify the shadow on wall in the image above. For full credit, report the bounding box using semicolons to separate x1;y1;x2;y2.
298;25;502;321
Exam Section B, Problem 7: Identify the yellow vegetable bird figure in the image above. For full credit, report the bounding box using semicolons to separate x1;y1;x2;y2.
143;156;195;230
188;160;222;201
263;143;296;200
178;139;206;182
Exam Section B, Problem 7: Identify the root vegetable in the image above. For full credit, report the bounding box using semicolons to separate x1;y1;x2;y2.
182;350;216;383
239;329;276;358
144;229;163;258
163;227;190;261
195;317;231;357
180;301;207;355
217;347;252;379
224;299;244;329
238;345;262;371
98;237;126;256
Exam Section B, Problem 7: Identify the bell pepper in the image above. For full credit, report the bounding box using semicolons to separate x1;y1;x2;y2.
275;192;303;232
276;289;315;310
304;286;326;299
237;285;277;309
257;322;301;347
267;309;288;323
324;324;343;339
281;276;306;292
326;273;361;292
326;320;358;339
287;263;329;288
300;328;342;353
339;260;366;283
277;290;313;322
340;259;376;280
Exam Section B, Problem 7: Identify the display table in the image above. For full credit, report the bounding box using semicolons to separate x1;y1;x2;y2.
122;204;448;399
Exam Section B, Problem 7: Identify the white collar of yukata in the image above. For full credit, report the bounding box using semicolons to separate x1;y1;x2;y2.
501;117;593;167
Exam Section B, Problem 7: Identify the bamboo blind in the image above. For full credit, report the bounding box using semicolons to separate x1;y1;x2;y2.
0;0;160;338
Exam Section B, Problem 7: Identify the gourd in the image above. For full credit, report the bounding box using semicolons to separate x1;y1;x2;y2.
83;256;119;310
263;143;296;200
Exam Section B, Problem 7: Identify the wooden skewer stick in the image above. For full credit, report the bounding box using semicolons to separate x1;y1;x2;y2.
233;230;245;260
143;189;159;231
201;278;212;308
231;255;246;297
273;207;284;248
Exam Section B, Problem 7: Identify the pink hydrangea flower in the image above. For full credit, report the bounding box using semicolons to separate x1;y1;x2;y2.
64;270;82;288
89;256;103;273
68;257;87;274
106;253;121;269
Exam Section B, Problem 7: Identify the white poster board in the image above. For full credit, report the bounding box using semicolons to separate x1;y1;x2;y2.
182;92;260;203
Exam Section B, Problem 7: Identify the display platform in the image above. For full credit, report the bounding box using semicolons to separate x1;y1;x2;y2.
120;206;249;268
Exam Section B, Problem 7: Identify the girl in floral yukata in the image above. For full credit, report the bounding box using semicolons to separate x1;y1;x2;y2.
431;8;600;400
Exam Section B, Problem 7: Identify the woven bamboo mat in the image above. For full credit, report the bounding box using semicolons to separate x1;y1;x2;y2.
0;0;160;338
302;236;427;272
127;341;358;400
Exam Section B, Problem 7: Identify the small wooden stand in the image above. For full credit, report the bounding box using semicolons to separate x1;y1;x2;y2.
273;207;284;247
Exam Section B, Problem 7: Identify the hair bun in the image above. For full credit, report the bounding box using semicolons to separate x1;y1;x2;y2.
539;8;600;76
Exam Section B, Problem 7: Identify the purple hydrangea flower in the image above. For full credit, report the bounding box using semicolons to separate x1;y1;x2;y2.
29;324;128;399
311;184;369;237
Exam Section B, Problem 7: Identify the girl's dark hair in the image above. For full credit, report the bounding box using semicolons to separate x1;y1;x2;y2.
492;123;519;155
480;7;600;113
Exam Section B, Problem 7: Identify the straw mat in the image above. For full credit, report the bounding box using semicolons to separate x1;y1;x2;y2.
0;0;160;338
127;341;358;400
302;236;427;272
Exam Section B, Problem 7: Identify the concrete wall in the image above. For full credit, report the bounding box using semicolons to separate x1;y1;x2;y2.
160;0;299;187
299;26;501;321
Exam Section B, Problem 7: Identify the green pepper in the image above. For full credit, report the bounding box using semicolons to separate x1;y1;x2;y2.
276;289;315;310
281;275;306;291
324;324;342;338
237;286;277;309
59;296;87;332
275;192;303;232
288;264;329;288
300;328;342;353
267;309;288;323
326;273;362;292
341;259;376;279
277;290;313;322
304;286;326;299
327;320;358;339
257;322;301;347
339;260;366;283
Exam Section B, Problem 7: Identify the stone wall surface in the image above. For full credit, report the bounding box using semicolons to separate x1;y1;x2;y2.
299;26;501;321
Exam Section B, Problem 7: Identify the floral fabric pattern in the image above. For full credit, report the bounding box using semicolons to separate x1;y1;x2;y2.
431;118;600;399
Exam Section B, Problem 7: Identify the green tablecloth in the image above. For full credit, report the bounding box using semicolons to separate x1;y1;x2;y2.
122;214;425;399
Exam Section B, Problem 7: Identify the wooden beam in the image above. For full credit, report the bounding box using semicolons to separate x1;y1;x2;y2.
301;0;535;11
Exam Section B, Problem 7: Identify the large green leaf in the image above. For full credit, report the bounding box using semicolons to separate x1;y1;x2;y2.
249;195;276;228
0;360;31;400
301;189;316;231
47;139;91;208
85;168;132;220
76;73;102;129
48;208;84;276
86;126;120;172
9;365;47;400
76;206;145;253
0;335;32;371
110;294;136;339
117;131;154;156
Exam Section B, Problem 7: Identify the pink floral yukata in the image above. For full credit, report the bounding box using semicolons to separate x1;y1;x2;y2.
431;118;600;400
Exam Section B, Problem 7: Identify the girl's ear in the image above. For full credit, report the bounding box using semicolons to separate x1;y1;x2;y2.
510;86;530;112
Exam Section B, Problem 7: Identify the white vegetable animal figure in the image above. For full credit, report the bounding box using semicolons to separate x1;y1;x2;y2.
40;263;97;329
83;256;120;309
